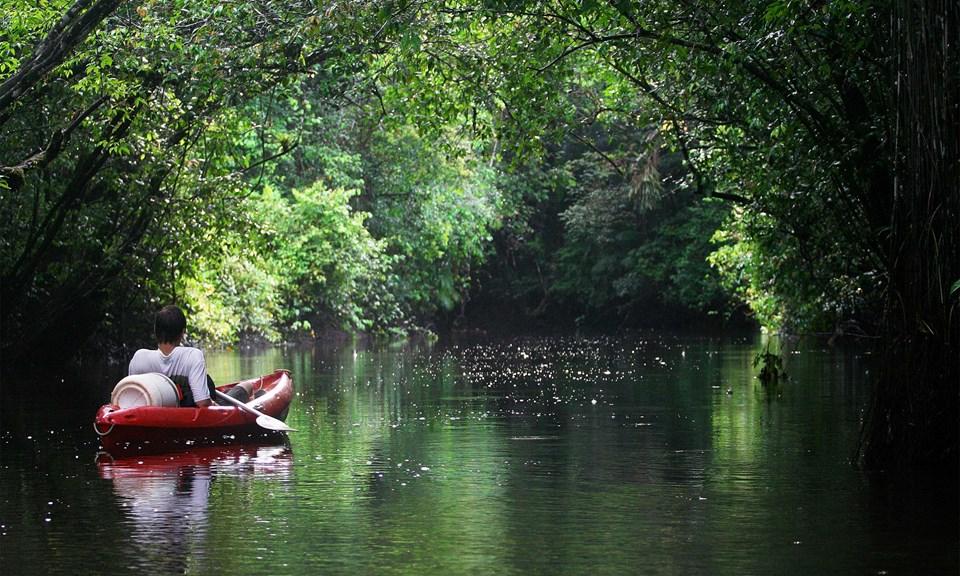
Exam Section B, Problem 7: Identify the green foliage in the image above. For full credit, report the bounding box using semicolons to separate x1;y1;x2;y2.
550;152;733;322
475;122;734;325
363;127;503;316
258;182;397;333
390;0;898;333
5;0;944;362
753;343;785;386
708;202;874;333
0;0;430;354
620;199;732;314
709;219;785;330
181;253;283;345
0;1;69;73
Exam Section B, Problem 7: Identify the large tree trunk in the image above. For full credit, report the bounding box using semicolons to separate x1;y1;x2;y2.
860;0;959;469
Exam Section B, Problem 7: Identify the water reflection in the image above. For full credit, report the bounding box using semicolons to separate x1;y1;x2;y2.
95;444;292;573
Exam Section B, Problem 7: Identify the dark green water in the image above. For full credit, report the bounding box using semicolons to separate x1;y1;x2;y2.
1;334;957;575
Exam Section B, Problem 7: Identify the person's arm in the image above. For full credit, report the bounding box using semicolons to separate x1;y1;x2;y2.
128;349;146;375
186;348;212;407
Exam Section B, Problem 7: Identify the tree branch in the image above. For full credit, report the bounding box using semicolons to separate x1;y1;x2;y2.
567;129;625;177
708;190;751;204
0;0;123;114
239;141;299;175
0;95;109;190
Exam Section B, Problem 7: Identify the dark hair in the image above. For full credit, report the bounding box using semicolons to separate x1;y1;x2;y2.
155;305;187;344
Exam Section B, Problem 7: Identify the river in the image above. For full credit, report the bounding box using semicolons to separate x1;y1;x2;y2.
1;333;956;575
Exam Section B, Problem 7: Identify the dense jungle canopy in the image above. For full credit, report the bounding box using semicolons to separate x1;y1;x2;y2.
0;0;956;468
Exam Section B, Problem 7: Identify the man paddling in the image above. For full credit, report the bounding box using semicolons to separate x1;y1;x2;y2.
129;305;248;407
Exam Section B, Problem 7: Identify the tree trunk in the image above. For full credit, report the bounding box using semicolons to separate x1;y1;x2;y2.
859;0;959;469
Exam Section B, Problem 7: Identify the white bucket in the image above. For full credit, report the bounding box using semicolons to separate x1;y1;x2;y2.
111;373;180;408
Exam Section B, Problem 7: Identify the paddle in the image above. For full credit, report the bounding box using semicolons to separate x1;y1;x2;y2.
214;389;295;432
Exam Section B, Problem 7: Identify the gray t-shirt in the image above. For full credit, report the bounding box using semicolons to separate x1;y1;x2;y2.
128;346;210;404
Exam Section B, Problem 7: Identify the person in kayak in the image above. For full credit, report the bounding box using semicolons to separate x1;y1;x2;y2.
128;305;248;407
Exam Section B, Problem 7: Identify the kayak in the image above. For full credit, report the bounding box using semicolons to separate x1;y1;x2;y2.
95;369;294;456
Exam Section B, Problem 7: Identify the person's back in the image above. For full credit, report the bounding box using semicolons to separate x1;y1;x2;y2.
129;305;213;407
129;345;209;407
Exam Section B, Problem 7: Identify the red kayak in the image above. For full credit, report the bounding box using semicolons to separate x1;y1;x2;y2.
95;369;294;456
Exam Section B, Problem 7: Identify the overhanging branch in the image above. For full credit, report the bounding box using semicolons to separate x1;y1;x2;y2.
0;95;109;190
0;0;123;115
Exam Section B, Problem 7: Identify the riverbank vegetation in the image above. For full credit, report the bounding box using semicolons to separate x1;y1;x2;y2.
1;0;955;467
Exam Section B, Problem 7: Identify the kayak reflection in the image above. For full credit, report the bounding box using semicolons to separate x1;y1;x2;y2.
95;444;292;573
96;442;293;481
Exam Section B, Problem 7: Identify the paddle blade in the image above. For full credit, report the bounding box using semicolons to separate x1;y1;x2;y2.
256;414;296;432
214;389;295;432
